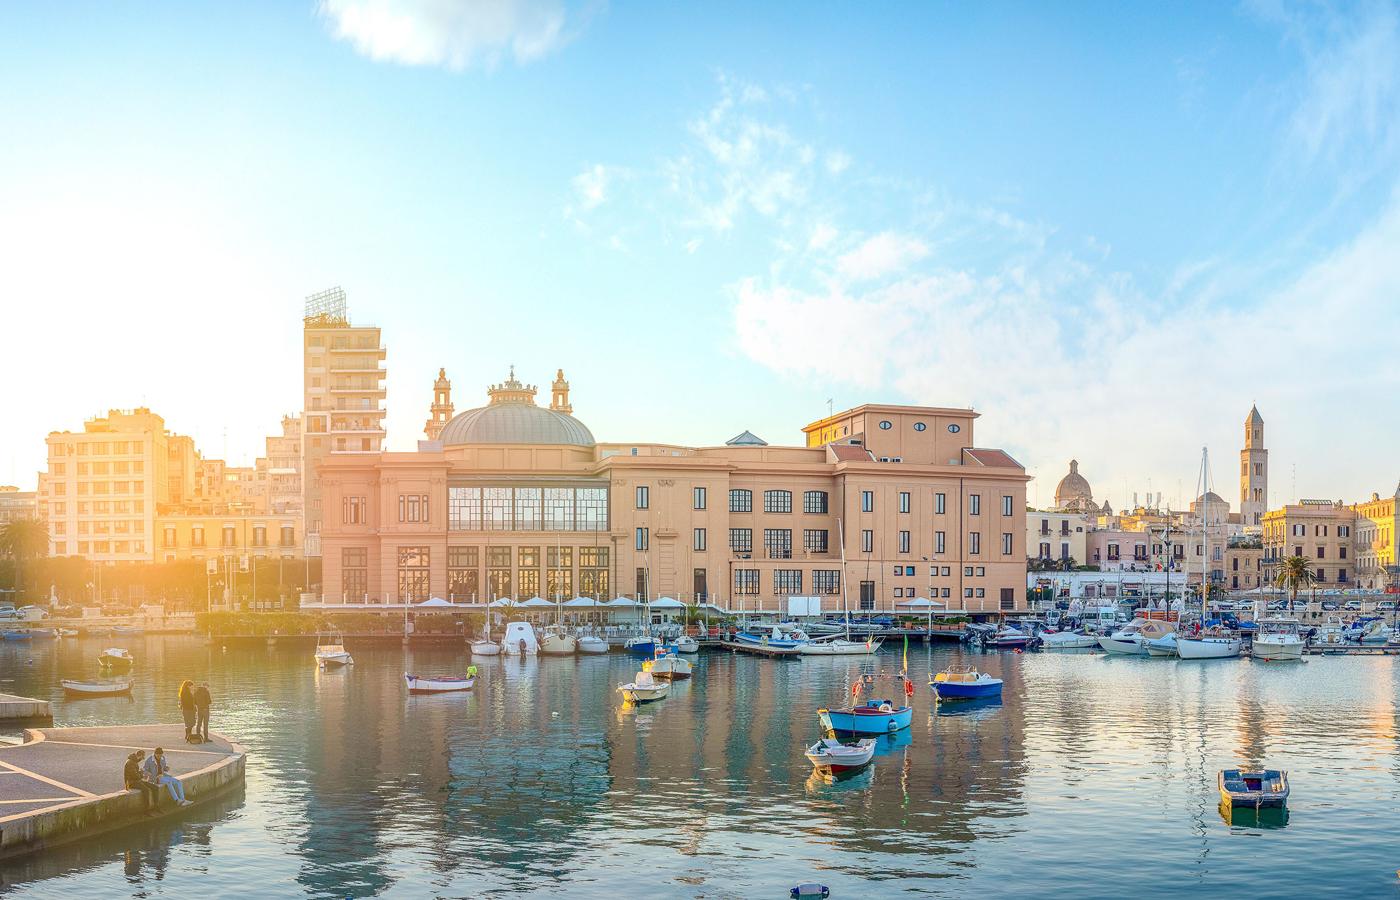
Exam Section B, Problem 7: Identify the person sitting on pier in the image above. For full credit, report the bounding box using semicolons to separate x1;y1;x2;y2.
125;750;159;815
142;747;192;807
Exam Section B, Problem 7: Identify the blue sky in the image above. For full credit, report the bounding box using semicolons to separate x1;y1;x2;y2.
3;1;1399;511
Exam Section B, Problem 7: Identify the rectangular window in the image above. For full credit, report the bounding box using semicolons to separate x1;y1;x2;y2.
764;528;793;559
449;487;483;530
514;488;541;530
730;528;753;554
861;491;874;513
487;567;512;600
803;491;829;514
694;527;707;551
636;485;649;509
448;546;479;601
935;493;946;514
935;531;946;554
763;490;792;513
397;546;430;603
343;495;365;525
1002;533;1013;555
858;581;875;611
813;570;840;594
729;489;753;513
252;525;267;547
635;527;649;551
693;568;708;601
734;569;760;595
693;486;706;510
1002;495;1014;516
969;532;981;555
969;494;981;515
343;547;368;600
861;529;874;553
579;547;610;598
774;570;802;594
546;547;573;599
518;568;541;597
484;488;513;530
162;527;176;548
398;493;430;523
803;529;829;554
899;492;910;514
898;530;911;553
280;525;295;547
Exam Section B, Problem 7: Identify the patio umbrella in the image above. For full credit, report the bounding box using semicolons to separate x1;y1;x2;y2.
417;597;455;608
650;597;686;609
563;596;600;608
520;597;554;608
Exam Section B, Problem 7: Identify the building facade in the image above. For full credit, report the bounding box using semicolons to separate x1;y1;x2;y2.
0;486;38;526
1027;510;1091;565
1351;488;1399;590
315;370;1030;615
302;287;386;557
1239;406;1268;529
1262;500;1356;588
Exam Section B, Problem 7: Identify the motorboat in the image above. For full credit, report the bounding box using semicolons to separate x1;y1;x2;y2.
26;628;56;640
404;673;475;694
1145;633;1179;657
502;622;539;655
930;665;1003;700
1097;618;1176;655
800;636;881;655
734;624;809;651
539;624;578;655
673;635;700;654
577;635;610;654
1313;616;1346;646
314;635;353;667
98;647;135;671
85;626;112;637
1342;617;1390;645
61;678;133;697
1252;619;1305;661
977;625;1034;650
649;646;693;680
2;630;32;641
1040;628;1098;650
624;635;656;659
1177;626;1242;660
804;737;876;774
618;662;669;703
56;627;79;638
1219;768;1289;808
818;700;913;735
469;637;502;656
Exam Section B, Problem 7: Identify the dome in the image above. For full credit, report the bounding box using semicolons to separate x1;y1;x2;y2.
1054;459;1093;508
438;368;595;447
1196;491;1225;504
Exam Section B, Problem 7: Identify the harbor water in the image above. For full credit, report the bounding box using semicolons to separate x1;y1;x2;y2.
2;635;1400;897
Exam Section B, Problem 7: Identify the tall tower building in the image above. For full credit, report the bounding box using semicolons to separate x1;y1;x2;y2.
425;368;453;441
1240;405;1268;529
302;287;386;556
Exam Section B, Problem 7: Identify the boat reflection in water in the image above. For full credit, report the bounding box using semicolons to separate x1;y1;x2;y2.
934;696;1004;719
805;764;876;792
1218;800;1289;830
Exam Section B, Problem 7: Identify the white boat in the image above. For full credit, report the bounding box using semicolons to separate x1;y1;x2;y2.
539;624;578;655
61;678;133;697
650;648;693;680
673;635;700;654
97;647;135;670
618;663;669;703
56;627;79;638
1177;627;1242;660
578;635;610;654
804;737;876;774
1098;618;1176;655
1343;617;1391;645
502;622;539;655
314;636;353;668
1040;629;1098;650
1252;619;1305;661
404;673;475;694
469;638;501;656
1145;633;1179;657
800;637;881;655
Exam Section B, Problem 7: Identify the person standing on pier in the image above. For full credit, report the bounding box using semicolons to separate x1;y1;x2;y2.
178;680;197;743
193;682;212;743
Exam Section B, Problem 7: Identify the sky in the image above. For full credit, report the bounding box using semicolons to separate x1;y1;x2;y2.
2;1;1400;512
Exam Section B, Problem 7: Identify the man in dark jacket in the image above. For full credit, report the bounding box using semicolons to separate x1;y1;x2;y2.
193;682;212;743
124;750;159;814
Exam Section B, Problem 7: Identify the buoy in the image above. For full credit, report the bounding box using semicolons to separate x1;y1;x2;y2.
790;884;830;898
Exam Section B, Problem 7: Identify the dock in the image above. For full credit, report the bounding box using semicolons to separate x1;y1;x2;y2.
0;694;52;724
0;723;246;860
719;640;801;657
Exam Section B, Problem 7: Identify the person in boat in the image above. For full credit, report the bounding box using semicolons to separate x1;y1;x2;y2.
193;682;212;743
467;664;478;679
178;680;197;743
125;750;159;815
142;747;192;807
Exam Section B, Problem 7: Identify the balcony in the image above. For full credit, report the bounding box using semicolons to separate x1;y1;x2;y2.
329;385;387;396
329;345;386;356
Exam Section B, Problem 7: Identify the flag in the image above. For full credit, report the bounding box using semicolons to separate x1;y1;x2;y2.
902;633;908;674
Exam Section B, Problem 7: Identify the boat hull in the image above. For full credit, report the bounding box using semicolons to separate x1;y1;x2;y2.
1252;638;1304;661
61;679;132;697
650;658;692;680
818;704;913;735
577;637;609;654
1176;637;1241;659
804;738;876;773
1145;635;1178;658
932;680;1002;700
674;637;700;654
404;674;474;694
624;639;655;659
800;639;879;655
1097;636;1144;655
619;684;669;703
1041;633;1098;650
1219;769;1289;807
540;634;578;655
469;641;501;656
316;652;353;667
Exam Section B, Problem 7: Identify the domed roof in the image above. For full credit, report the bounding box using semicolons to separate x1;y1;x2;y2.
1196;491;1225;504
1054;459;1093;505
438;368;595;447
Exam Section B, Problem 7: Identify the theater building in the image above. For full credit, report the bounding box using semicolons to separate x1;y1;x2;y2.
314;369;1029;615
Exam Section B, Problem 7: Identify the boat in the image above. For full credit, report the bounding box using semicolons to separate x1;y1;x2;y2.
1145;633;1179;657
930;665;1003;700
1040;628;1099;650
56;627;79;638
578;635;609;654
623;635;655;658
618;661;669;703
1252;618;1305;660
673;635;700;654
733;624;809;651
469;637;502;656
502;622;539;655
803;737;876;774
313;634;353;667
112;625;144;636
539;624;578;655
1342;616;1391;645
26;628;56;640
649;646;693;680
980;625;1034;649
61;678;133;697
97;647;135;671
1177;626;1242;660
1219;768;1289;808
818;700;913;735
404;673;475;694
1097;618;1176;655
800;636;881;655
85;626;112;637
2;630;33;641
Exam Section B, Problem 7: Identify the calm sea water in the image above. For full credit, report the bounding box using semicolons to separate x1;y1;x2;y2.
1;635;1398;898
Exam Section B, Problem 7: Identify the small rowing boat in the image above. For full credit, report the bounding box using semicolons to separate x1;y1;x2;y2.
650;645;693;680
930;665;1003;700
1219;768;1289;808
804;737;876;774
62;678;133;697
618;662;669;704
404;673;475;694
819;700;913;735
98;647;134;671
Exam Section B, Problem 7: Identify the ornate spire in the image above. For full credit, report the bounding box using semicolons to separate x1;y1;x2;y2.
550;368;572;413
425;367;454;441
488;366;538;406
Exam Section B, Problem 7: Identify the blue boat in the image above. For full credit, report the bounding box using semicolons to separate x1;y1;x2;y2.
1219;768;1289;808
624;636;655;659
818;700;913;735
734;625;807;650
930;665;1003;700
2;631;33;642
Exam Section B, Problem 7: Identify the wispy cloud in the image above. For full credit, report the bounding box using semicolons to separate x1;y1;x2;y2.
319;0;592;70
835;232;928;282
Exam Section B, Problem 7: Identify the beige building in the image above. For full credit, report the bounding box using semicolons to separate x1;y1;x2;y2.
314;369;1030;615
301;287;386;557
1351;488;1399;589
1262;500;1357;588
1239;406;1268;529
1027;510;1091;565
0;486;38;526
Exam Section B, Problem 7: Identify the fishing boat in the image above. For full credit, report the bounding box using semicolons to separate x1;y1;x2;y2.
470;636;502;656
1219;768;1289;808
819;700;913;735
930;665;1003;700
404;673;475;694
1098;618;1176;655
578;634;609;654
649;646;693;680
1040;628;1098;649
1178;626;1242;659
618;661;669;703
623;635;656;659
2;630;33;642
1145;633;1179;657
1252;618;1305;660
734;624;809;651
539;624;578;655
61;678;133;697
313;634;353;667
673;635;700;654
97;647;135;671
502;622;539;655
803;737;876;774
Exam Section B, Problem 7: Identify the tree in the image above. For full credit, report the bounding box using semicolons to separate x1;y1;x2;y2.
0;520;50;604
1274;555;1316;604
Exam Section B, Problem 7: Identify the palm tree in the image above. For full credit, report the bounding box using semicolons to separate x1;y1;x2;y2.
0;519;49;604
1273;555;1316;605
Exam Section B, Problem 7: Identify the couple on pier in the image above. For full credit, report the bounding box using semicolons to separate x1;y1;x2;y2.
178;680;213;744
123;747;193;815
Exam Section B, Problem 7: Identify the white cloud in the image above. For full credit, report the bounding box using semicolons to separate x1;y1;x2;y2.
835;232;928;281
319;0;583;70
572;163;610;211
825;151;851;175
808;223;837;250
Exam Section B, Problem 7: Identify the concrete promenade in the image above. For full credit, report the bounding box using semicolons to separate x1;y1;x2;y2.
0;724;245;860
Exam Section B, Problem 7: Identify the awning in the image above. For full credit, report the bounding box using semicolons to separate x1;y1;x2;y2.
895;597;945;609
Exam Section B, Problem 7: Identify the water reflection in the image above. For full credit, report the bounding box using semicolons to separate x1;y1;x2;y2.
1218;800;1290;829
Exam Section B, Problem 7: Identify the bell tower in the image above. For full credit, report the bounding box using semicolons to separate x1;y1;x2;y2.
1240;405;1267;529
424;368;453;440
550;368;572;413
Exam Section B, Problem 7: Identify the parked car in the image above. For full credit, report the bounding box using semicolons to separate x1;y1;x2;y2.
1344;600;1363;611
1267;600;1288;611
1291;599;1309;609
1378;600;1397;611
1321;600;1340;611
0;604;16;620
16;606;48;621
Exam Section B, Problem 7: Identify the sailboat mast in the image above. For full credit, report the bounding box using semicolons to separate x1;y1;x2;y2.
838;517;850;641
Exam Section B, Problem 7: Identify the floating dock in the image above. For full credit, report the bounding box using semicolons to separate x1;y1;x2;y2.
0;723;245;860
0;694;52;723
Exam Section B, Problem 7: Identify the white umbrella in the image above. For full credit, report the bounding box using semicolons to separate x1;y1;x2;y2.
895;597;944;609
650;597;686;609
563;596;600;608
605;597;638;607
417;597;455;608
520;597;554;608
489;598;518;608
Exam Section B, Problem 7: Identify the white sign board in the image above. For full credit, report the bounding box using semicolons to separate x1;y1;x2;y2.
786;596;822;618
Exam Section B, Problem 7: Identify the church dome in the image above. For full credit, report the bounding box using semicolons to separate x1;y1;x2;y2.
1054;459;1094;507
438;368;595;447
1196;491;1225;504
